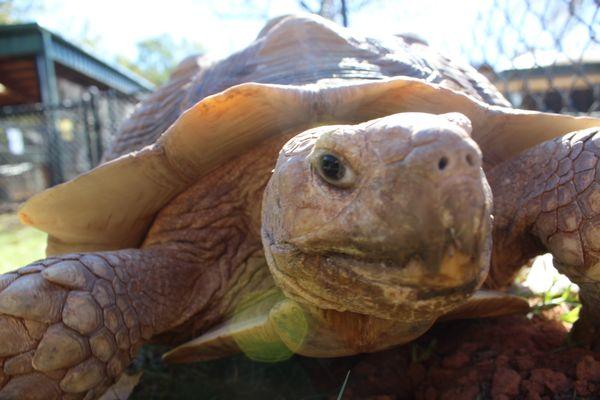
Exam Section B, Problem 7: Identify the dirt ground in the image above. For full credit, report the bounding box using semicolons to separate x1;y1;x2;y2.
313;314;600;400
132;313;600;399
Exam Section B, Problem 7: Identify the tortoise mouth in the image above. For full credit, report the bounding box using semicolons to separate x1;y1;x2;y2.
265;239;488;320
317;243;482;289
312;244;484;299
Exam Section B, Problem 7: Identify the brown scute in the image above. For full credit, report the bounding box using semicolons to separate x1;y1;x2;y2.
0;274;67;323
0;372;61;400
59;358;105;393
0;316;36;357
32;324;90;371
3;351;35;375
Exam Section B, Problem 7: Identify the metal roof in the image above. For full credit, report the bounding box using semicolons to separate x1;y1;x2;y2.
0;23;154;95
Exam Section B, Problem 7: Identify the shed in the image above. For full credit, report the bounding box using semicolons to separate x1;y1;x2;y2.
0;23;154;200
0;23;153;107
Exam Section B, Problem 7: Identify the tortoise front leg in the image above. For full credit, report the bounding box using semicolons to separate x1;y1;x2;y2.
0;248;210;399
487;127;600;350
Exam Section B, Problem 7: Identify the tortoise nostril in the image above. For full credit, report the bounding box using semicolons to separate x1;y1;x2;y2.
465;154;474;166
438;156;449;171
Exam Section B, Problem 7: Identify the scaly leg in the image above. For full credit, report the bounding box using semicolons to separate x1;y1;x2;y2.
487;127;600;350
0;247;218;399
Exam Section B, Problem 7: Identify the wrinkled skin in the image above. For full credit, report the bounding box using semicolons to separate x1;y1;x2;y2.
487;127;600;350
263;113;491;321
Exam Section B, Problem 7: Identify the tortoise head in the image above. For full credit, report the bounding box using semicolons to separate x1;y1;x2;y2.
261;112;492;321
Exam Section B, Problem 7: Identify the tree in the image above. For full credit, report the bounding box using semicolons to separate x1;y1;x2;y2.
298;0;377;27
0;0;40;24
214;0;378;28
117;35;203;86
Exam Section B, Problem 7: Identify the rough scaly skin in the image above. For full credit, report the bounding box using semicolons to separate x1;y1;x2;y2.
488;127;600;350
139;133;291;343
0;252;157;399
0;135;288;399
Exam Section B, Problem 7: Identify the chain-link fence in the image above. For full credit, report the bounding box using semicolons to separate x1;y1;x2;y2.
0;90;141;202
467;0;599;115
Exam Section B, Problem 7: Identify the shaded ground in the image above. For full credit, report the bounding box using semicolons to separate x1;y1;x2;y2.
131;314;600;399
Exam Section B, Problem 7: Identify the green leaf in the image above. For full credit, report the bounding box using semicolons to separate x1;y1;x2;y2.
560;305;581;324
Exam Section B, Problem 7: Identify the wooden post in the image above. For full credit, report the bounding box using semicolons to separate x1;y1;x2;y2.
35;29;63;185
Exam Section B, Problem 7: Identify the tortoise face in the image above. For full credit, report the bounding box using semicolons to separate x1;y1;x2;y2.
261;112;492;321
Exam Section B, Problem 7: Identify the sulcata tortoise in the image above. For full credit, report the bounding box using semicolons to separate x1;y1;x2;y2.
1;14;599;399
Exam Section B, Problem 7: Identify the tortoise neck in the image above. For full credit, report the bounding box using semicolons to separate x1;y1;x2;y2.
139;132;298;342
273;299;435;357
486;156;546;288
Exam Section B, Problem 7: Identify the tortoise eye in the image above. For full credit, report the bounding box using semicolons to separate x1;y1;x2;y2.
320;154;345;181
314;152;356;188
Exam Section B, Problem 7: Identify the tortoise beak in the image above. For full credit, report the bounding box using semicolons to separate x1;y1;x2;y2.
360;129;491;290
416;177;491;287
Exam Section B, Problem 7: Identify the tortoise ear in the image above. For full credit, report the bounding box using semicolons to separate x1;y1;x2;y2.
441;112;472;135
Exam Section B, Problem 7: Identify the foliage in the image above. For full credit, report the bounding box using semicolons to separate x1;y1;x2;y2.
529;279;581;326
0;0;40;24
116;35;203;86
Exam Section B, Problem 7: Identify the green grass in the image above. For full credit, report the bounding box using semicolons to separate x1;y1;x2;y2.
0;213;46;274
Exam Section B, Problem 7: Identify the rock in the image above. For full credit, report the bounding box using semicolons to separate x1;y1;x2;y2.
491;367;521;398
576;355;600;381
441;352;470;368
523;368;571;396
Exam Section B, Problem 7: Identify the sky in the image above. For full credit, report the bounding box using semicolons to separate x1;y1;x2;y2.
18;0;600;72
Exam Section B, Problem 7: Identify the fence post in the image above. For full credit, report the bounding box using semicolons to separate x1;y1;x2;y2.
81;92;97;167
88;87;104;163
35;30;63;185
107;89;118;137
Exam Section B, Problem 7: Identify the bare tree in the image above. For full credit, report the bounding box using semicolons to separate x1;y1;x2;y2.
208;0;378;28
298;0;377;27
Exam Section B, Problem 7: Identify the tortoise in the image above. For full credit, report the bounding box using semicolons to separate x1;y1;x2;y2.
0;14;599;399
